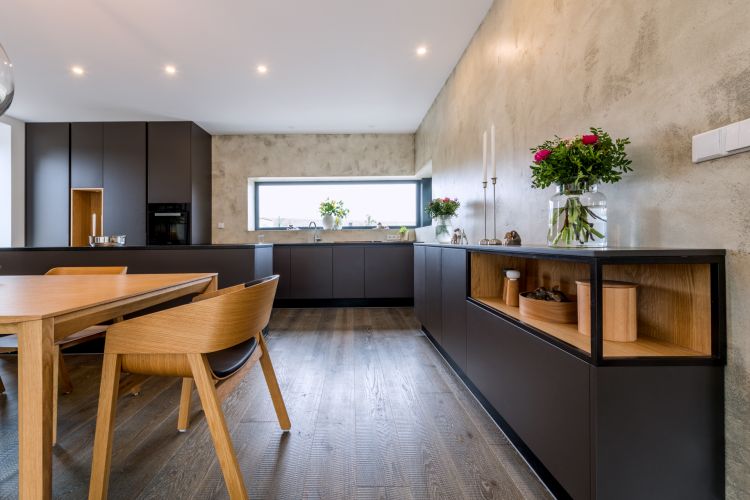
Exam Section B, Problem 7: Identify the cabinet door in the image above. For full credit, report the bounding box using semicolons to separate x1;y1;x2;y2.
103;123;147;245
413;245;426;326
424;246;443;343
364;245;414;298
333;246;365;298
147;122;191;203
290;247;333;299
26;123;70;247
190;123;211;244
70;122;103;188
467;302;591;500
441;248;467;372
272;247;291;299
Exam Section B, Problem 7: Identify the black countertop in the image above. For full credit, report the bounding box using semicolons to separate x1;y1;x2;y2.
272;242;413;247
413;242;725;258
0;244;273;252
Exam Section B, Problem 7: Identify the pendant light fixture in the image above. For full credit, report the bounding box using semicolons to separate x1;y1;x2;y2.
0;43;14;116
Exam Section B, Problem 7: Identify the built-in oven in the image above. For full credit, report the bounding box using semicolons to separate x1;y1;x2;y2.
147;203;190;245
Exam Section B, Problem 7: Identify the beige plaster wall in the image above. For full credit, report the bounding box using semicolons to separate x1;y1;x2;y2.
415;0;750;496
212;133;415;243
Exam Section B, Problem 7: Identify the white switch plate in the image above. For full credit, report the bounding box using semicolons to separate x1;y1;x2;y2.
217;222;225;229
693;117;750;163
386;234;401;241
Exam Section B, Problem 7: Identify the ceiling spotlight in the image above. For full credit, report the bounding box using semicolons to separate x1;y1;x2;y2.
71;65;85;76
416;46;428;57
164;64;177;75
257;64;268;75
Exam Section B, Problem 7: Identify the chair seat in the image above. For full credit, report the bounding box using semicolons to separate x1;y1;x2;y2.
206;337;258;379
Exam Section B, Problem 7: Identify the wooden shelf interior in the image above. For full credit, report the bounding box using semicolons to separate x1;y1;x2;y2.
469;252;711;358
71;189;103;247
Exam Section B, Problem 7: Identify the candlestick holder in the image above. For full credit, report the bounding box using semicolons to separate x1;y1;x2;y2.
489;177;502;245
479;181;490;245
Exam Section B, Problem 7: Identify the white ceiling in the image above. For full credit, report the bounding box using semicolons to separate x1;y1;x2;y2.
0;0;492;134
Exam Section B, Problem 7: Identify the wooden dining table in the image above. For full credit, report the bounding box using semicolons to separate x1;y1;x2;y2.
0;272;218;500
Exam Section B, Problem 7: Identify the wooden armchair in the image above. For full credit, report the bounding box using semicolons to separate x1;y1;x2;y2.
0;266;128;445
89;275;290;500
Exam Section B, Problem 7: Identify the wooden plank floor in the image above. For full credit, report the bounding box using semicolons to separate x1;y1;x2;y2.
0;308;551;500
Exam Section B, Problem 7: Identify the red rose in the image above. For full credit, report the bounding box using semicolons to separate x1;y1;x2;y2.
534;149;552;164
582;134;598;145
443;197;450;202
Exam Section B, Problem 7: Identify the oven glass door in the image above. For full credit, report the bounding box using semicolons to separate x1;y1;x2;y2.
149;211;189;245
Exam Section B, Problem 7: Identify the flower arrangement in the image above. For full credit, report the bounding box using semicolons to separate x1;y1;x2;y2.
530;128;632;247
319;198;349;218
426;197;460;219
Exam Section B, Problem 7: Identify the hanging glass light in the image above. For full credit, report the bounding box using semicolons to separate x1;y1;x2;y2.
0;43;14;117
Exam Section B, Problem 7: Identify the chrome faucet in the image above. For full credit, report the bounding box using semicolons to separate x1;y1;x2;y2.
309;221;322;242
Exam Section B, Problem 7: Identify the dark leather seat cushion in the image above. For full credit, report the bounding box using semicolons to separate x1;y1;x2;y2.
206;337;258;379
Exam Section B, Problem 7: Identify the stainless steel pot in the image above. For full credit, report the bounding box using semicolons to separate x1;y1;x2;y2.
89;235;126;247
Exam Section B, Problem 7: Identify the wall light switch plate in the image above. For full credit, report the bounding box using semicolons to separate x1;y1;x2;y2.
217;222;225;229
692;129;723;163
386;234;401;241
693;117;750;163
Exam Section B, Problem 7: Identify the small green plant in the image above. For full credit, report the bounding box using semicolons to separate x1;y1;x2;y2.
426;197;460;219
319;198;349;218
399;226;408;235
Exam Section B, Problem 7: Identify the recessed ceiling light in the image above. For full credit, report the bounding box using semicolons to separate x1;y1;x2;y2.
416;46;428;57
257;64;268;75
164;64;177;75
71;65;85;76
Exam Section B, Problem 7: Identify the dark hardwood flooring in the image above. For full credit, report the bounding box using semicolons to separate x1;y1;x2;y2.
0;308;550;499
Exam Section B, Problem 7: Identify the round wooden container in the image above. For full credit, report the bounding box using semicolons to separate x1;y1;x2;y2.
519;293;578;324
576;280;638;342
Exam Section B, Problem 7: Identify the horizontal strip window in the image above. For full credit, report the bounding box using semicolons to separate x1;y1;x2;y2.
253;180;425;230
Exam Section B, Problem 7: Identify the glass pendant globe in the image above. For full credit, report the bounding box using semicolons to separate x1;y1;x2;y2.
0;43;14;117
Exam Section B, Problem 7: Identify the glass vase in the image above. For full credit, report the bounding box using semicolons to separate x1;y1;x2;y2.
435;216;453;244
548;184;607;247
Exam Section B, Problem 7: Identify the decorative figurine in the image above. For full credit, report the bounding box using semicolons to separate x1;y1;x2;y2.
451;228;463;245
461;229;469;245
503;230;522;246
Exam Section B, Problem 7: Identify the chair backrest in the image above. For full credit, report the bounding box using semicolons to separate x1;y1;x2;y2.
105;275;279;355
46;266;128;275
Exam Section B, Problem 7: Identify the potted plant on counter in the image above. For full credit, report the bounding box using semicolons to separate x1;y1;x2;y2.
426;197;460;244
319;198;349;230
530;127;632;248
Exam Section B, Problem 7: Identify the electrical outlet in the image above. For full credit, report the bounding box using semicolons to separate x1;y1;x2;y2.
217;222;225;229
386;234;400;241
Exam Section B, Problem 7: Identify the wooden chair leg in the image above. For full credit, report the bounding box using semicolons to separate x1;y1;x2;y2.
257;334;291;431
0;374;4;394
58;351;74;394
177;378;193;432
88;354;122;500
187;353;248;500
52;347;60;446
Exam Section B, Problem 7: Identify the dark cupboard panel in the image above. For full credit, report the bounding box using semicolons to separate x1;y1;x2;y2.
70;122;103;188
290;247;333;299
333;246;365;298
272;247;291;299
466;302;591;500
414;245;426;326
190;123;211;244
364;246;414;298
147;122;191;203
103;122;146;245
25;123;70;247
254;246;273;280
424;246;443;343
441;248;467;372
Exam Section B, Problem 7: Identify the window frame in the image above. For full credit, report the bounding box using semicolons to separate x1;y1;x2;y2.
253;179;424;230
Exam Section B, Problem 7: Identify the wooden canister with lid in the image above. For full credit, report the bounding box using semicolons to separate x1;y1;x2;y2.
576;280;638;342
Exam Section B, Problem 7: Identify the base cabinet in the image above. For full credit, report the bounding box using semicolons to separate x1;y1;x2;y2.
441;247;467;372
467;302;591;500
413;245;426;326
424;246;443;342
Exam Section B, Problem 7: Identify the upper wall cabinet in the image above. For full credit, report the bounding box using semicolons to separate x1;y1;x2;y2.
71;122;103;188
26;123;70;247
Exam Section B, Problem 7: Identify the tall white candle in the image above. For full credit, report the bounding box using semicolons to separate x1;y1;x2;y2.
490;124;496;179
482;130;488;182
92;213;97;237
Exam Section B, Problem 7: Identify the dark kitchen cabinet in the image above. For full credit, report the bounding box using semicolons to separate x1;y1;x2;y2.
103;123;146;245
26;123;70;247
290;247;333;299
272;246;291;299
333;246;365;298
441;248;467;372
70;122;103;188
190;124;212;245
413;245;426;325
148;122;191;203
424;246;443;343
364;246;414;298
467;301;591;500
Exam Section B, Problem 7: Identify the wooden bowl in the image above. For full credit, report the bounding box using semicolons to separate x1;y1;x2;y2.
519;293;578;324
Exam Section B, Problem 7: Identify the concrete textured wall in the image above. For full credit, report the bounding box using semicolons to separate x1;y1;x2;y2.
212;133;415;243
415;0;750;496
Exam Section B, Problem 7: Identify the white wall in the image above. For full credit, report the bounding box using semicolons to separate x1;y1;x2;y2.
0;121;10;246
0;115;24;247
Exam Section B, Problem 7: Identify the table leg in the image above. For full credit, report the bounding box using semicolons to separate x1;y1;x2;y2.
205;275;218;293
17;318;55;500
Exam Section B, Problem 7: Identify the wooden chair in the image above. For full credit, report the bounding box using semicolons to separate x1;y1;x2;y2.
0;266;128;445
89;275;290;500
